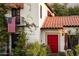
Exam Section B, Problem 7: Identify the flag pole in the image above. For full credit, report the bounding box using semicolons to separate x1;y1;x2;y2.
9;33;12;55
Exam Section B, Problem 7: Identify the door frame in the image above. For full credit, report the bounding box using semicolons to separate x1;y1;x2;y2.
45;31;60;52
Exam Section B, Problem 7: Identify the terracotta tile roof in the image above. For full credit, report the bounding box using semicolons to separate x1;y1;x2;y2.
5;3;24;9
41;16;79;29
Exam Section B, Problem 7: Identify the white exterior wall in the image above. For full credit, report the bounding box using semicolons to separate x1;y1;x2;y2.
39;3;48;28
59;32;65;52
64;27;79;35
39;3;49;44
20;3;40;43
41;29;65;52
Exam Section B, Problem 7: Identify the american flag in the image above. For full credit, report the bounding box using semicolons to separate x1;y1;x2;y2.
6;17;16;32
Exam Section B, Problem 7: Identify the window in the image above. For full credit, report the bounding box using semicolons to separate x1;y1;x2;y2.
68;35;78;49
68;36;72;49
12;8;20;24
40;5;42;18
12;8;16;16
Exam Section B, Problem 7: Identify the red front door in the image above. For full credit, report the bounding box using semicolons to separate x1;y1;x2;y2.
48;35;58;53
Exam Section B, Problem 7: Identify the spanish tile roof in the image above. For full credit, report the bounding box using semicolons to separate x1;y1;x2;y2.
41;16;79;29
5;3;24;9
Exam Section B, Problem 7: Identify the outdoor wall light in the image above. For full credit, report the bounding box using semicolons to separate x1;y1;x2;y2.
68;30;71;35
76;28;78;34
62;29;65;36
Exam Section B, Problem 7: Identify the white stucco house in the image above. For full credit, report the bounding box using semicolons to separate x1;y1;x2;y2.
40;3;79;53
1;3;79;55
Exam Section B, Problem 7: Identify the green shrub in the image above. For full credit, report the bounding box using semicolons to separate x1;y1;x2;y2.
57;52;66;56
12;30;26;56
25;42;40;56
25;42;47;56
67;50;74;56
12;47;25;56
47;46;52;56
38;47;47;56
0;48;5;53
75;44;79;56
67;45;79;56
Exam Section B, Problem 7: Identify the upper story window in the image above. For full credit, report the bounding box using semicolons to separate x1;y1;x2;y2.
12;8;20;24
40;5;42;19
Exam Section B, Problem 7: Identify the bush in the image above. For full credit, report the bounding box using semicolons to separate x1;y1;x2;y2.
67;49;74;56
75;44;79;56
12;32;47;56
12;30;26;56
0;48;5;53
57;52;66;56
47;46;52;56
12;47;25;56
25;42;40;56
67;45;79;56
38;47;47;56
25;42;47;56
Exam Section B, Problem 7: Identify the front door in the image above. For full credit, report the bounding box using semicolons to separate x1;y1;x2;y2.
48;35;58;53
